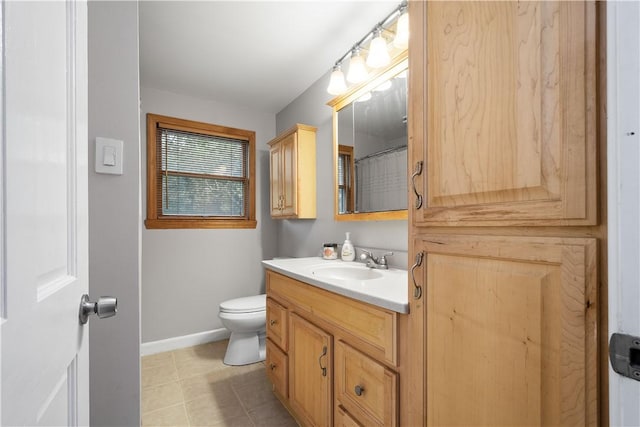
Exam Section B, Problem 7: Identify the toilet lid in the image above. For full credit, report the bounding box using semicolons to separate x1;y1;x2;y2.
220;294;266;313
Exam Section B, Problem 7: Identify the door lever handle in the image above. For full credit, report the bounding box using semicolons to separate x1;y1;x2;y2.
79;294;117;324
411;161;423;209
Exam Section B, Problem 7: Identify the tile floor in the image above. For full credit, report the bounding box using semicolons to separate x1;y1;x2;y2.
141;340;298;426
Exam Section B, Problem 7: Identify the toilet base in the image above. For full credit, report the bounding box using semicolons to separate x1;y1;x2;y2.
223;331;266;366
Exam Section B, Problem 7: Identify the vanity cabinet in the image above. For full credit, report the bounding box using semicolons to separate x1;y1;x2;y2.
405;1;604;426
268;124;317;219
265;269;399;427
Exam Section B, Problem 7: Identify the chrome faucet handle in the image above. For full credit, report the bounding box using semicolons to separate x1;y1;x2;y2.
379;252;394;266
359;249;375;261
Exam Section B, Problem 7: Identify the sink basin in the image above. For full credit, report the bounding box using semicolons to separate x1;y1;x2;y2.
262;257;408;313
311;265;383;281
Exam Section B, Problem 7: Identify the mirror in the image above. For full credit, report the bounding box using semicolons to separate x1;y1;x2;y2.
329;53;408;221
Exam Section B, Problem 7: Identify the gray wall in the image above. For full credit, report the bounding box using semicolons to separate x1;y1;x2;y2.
88;2;141;426
140;87;278;343
276;70;408;266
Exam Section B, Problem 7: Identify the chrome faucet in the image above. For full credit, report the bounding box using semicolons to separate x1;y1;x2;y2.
359;250;394;269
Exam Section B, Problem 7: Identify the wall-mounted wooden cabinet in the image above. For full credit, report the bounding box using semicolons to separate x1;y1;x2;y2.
268;124;317;219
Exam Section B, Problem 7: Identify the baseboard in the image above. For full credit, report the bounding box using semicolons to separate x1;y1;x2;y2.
141;328;231;356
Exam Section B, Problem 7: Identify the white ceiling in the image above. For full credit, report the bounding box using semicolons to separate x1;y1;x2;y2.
139;1;399;114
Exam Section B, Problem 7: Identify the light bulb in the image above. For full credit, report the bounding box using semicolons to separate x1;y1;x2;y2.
367;30;390;69
327;65;347;95
347;49;368;84
393;10;409;49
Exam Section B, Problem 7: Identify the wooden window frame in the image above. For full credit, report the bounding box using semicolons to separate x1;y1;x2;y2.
145;113;257;229
338;145;355;214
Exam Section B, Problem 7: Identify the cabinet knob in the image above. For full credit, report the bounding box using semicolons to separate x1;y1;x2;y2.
354;385;365;396
270;363;277;371
270;319;277;326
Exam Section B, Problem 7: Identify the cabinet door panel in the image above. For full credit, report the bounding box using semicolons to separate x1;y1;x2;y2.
281;133;297;216
412;1;596;226
269;146;282;216
289;313;332;427
417;235;597;426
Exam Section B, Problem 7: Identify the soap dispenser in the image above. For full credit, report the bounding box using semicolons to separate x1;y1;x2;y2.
341;232;355;261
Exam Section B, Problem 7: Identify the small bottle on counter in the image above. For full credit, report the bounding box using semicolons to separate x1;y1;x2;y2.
322;243;338;260
341;232;355;261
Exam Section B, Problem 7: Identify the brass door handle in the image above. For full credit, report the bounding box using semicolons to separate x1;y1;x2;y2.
318;345;328;377
411;161;423;209
411;251;424;299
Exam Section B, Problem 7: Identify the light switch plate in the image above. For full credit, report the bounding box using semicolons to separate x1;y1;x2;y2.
95;137;123;175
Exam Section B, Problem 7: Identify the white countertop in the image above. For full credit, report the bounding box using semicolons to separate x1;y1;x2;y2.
262;257;408;313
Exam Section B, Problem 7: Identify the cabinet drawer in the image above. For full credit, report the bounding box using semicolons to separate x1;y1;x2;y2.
335;405;363;427
335;341;398;427
267;271;397;365
265;339;288;398
266;297;287;351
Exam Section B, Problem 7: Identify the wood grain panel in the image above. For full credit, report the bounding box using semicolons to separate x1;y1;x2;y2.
335;341;398;427
416;1;596;226
267;271;397;365
420;235;597;426
335;406;363;427
281;133;297;216
265;339;288;399
269;146;281;216
266;297;288;351
288;313;332;427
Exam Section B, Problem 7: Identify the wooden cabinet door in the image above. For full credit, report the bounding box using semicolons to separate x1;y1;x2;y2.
414;235;598;426
289;313;332;427
410;1;597;226
281;132;298;216
269;143;282;217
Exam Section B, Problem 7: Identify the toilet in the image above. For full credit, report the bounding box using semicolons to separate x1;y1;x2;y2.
218;294;266;366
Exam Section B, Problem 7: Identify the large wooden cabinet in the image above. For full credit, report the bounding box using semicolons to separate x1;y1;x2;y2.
265;270;400;427
268;124;317;219
406;1;604;426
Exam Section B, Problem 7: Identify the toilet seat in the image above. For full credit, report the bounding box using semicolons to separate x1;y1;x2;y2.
219;294;266;314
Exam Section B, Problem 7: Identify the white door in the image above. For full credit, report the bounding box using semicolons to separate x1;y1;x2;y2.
608;1;640;426
1;1;90;425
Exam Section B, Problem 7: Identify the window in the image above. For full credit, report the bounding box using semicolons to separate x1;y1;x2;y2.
145;113;256;229
337;145;355;214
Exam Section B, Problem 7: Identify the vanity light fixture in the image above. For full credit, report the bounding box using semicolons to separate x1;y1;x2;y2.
367;27;391;69
326;1;408;96
393;5;409;49
347;48;369;84
327;64;348;95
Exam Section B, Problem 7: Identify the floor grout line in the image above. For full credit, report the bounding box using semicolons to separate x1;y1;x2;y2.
142;341;294;427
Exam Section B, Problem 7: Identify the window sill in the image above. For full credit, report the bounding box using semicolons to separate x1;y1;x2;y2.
144;218;257;229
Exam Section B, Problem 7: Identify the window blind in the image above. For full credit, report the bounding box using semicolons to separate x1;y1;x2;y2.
156;127;249;217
